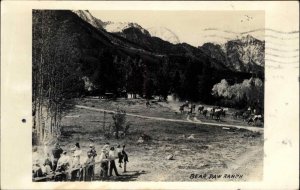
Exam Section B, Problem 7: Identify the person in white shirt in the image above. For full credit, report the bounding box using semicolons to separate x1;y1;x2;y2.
70;143;83;181
41;153;53;175
56;151;70;172
41;164;52;176
73;143;82;165
32;147;43;178
103;142;110;152
55;151;70;181
108;147;120;176
32;147;41;166
99;148;109;179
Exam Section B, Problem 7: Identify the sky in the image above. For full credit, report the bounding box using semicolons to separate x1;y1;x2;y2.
90;10;265;46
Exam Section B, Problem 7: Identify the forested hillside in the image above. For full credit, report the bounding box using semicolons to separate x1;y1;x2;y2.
33;10;257;102
32;10;263;142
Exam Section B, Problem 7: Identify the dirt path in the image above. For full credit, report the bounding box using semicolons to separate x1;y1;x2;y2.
75;105;263;132
220;146;263;181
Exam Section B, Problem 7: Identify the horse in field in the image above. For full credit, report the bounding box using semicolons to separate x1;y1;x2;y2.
179;105;184;114
207;107;214;119
202;109;208;118
198;105;204;113
233;111;243;119
242;110;252;121
222;108;228;117
179;103;189;114
189;104;196;114
214;108;224;121
207;107;225;121
247;114;263;126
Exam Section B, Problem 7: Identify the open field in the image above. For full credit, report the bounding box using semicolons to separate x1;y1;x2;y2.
41;98;264;181
78;98;262;127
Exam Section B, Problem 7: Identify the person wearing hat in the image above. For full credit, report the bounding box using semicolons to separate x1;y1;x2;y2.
99;148;109;179
56;151;70;171
70;143;83;181
83;151;95;181
88;144;97;161
55;151;70;181
51;143;63;171
73;143;82;166
69;146;76;167
103;143;110;153
87;144;97;180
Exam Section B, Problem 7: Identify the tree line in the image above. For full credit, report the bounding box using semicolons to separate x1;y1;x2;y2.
211;78;264;112
32;10;260;145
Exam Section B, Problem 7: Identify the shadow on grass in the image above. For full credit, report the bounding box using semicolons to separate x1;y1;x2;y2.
95;170;148;182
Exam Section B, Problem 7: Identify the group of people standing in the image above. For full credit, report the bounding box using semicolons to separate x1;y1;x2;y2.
32;142;128;181
98;143;129;178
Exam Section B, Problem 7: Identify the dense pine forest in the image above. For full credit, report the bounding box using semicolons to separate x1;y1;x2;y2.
32;10;264;144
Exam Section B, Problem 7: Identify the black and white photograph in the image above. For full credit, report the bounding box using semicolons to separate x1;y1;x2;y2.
31;9;266;182
1;1;299;189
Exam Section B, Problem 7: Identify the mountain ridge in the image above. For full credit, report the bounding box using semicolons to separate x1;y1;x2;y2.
33;10;261;103
71;10;264;74
199;35;264;73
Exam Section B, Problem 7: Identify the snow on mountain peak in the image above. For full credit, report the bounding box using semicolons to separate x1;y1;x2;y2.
147;26;180;44
72;10;104;29
103;21;150;36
